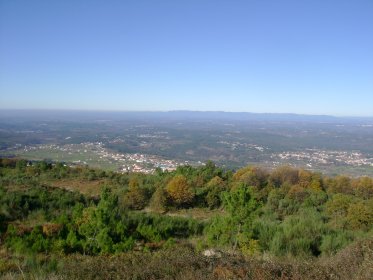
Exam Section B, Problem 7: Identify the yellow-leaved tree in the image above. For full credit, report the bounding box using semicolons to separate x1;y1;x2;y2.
166;174;194;207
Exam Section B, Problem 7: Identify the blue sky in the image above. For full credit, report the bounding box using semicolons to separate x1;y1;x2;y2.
0;0;372;116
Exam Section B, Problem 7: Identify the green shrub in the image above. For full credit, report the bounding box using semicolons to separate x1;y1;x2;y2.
320;231;354;255
270;208;326;256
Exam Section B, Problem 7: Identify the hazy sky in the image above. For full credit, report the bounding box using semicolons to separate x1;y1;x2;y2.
0;0;372;116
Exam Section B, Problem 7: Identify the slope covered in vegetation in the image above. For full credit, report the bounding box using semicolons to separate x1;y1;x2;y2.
0;158;372;279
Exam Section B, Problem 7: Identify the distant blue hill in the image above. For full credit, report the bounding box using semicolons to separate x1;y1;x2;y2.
0;109;372;124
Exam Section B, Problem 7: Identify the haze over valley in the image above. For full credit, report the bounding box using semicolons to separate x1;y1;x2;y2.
1;110;372;176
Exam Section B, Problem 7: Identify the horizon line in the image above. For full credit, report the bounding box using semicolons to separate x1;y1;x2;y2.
0;108;372;118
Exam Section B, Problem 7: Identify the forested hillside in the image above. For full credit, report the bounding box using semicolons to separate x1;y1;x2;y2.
0;158;372;279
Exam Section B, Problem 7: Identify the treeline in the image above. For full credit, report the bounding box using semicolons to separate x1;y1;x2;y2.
0;158;372;259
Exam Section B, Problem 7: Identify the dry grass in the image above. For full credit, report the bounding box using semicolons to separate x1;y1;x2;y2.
1;238;372;280
0;272;64;280
47;179;108;196
53;238;373;280
165;208;226;222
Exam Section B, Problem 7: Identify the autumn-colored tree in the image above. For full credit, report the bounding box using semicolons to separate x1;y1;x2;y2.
325;175;353;195
269;166;299;187
325;194;353;229
166;175;194;207
233;166;268;188
346;201;373;230
309;174;323;191
287;185;309;203
206;176;225;189
326;194;352;217
352;177;373;199
298;169;312;188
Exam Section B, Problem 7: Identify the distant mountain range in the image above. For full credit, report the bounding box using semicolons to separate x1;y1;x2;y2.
0;109;372;124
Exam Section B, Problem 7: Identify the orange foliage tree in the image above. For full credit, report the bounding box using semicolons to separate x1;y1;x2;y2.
166;175;194;207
